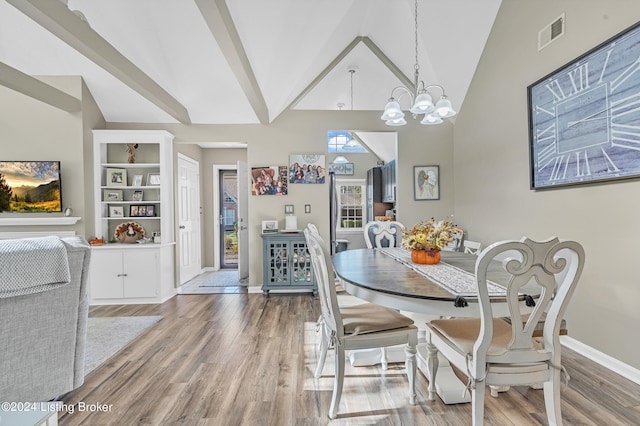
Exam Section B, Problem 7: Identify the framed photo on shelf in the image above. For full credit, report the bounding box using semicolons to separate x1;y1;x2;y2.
103;189;123;201
132;174;143;186
261;220;278;234
106;168;127;186
132;190;143;202
146;173;161;186
109;205;124;218
130;205;155;217
414;165;439;200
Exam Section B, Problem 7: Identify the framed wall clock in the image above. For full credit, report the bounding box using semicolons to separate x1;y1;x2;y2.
528;21;640;189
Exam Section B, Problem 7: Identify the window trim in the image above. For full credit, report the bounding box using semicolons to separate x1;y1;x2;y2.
335;178;366;232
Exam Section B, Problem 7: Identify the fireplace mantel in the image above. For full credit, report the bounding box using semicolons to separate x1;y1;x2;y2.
0;217;81;226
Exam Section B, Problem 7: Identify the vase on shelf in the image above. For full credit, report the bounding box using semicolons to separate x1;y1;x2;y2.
411;248;441;265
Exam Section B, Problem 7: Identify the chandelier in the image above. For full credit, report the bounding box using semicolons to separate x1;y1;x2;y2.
381;0;457;126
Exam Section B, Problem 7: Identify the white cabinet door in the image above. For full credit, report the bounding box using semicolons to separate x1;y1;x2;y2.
123;249;159;298
90;250;124;299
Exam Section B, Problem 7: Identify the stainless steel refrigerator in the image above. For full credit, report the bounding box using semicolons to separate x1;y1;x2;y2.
329;171;337;255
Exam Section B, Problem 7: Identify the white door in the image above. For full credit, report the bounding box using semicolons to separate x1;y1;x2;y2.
178;154;201;284
237;160;249;280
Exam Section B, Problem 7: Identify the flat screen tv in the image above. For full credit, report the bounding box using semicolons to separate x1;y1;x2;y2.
0;161;62;213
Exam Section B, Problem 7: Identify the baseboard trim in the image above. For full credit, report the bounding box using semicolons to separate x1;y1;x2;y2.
561;336;640;386
248;286;262;294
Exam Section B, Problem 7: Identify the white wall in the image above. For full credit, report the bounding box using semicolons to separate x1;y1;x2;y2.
454;0;640;369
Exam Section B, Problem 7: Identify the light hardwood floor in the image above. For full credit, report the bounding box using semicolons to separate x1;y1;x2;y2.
59;294;640;425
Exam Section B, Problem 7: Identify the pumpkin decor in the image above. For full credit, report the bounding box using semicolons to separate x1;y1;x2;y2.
114;221;145;244
402;216;461;265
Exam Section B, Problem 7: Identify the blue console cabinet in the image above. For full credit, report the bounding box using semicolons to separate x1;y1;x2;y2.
261;232;317;295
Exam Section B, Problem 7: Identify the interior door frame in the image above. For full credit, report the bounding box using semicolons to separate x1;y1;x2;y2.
213;164;237;270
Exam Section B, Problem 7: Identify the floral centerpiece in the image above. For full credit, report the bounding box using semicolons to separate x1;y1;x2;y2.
401;216;461;264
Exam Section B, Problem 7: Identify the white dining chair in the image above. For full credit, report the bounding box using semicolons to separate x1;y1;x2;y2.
425;237;585;425
362;220;405;369
304;225;418;419
442;229;463;252
463;239;482;255
364;220;405;249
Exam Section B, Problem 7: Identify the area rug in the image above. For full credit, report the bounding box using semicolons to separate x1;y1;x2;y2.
84;316;161;374
181;270;246;288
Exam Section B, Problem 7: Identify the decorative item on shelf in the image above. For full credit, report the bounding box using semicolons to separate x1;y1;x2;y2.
114;221;145;244
126;144;139;163
284;215;298;233
146;173;161;186
401;216;461;265
380;0;456;126
106;168;127;186
64;207;73;217
261;220;278;234
89;237;104;246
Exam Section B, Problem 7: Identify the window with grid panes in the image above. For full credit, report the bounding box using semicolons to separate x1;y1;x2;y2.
336;180;365;230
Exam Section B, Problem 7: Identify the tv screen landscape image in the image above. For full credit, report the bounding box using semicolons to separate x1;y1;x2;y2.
0;161;62;213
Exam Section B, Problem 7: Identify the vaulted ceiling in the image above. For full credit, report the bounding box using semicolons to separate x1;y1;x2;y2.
0;0;501;125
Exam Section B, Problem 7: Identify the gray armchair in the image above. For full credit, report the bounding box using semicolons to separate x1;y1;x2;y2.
0;236;91;402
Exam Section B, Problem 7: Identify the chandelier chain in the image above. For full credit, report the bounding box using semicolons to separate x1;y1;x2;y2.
350;69;354;110
414;0;419;73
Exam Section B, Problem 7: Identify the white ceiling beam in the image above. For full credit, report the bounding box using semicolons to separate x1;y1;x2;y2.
277;36;414;122
362;37;415;93
0;62;81;112
195;0;269;124
6;0;191;124
279;36;365;121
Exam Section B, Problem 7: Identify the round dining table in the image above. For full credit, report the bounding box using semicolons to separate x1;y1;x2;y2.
332;248;520;317
331;248;529;404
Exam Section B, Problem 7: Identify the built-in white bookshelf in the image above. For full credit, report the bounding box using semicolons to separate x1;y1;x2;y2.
90;130;176;305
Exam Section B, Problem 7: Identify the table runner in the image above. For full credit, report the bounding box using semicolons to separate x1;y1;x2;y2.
378;247;506;297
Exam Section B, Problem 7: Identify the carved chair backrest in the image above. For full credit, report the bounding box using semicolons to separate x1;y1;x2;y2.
473;237;584;366
364;221;405;249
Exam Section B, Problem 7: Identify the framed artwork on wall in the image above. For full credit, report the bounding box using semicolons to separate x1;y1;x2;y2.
251;166;288;195
414;165;439;200
528;21;640;189
289;154;326;183
328;162;354;175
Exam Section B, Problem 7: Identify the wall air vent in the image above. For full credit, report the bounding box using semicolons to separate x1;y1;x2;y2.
538;13;565;51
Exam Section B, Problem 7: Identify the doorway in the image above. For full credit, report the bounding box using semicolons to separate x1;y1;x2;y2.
219;169;238;269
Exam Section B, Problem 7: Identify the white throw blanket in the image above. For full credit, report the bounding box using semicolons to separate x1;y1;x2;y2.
0;236;70;298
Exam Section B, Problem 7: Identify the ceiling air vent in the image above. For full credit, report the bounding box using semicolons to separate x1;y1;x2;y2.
538;13;565;51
